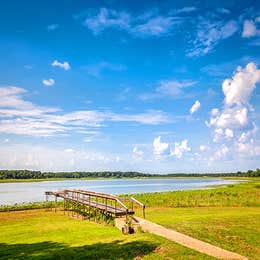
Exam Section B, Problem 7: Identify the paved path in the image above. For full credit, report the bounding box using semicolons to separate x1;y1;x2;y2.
135;217;247;260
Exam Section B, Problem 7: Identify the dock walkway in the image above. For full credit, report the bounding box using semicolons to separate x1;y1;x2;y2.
45;189;145;218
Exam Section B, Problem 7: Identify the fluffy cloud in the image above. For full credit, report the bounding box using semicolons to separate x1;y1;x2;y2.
190;100;200;114
0;86;170;136
222;62;260;106
199;145;208;152
132;146;144;160
236;140;260;157
42;78;55;86
206;62;260;157
208;107;248;129
225;128;234;139
52;60;71;70
153;136;169;156
171;139;191;158
238;123;258;143
207;63;259;130
242;20;259;38
213;145;229;159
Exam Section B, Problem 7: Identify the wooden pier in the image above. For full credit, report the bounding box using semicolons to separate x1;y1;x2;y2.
45;189;145;224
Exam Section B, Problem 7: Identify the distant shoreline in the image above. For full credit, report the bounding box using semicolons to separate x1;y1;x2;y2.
1;169;259;182
0;176;254;184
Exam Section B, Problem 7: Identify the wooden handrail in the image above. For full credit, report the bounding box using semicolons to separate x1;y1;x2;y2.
130;197;145;208
63;189;129;210
46;189;144;217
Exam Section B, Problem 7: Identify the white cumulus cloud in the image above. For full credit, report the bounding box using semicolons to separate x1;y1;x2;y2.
199;145;208;152
42;78;55;86
171;139;191;158
52;60;71;70
153;136;169;156
207;62;260;133
222;62;260;106
225;128;234;139
206;62;259;159
133;146;144;160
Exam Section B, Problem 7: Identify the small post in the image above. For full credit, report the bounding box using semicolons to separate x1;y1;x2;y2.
55;196;57;212
45;193;48;211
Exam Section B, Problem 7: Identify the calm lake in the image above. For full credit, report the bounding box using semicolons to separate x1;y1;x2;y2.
0;178;239;205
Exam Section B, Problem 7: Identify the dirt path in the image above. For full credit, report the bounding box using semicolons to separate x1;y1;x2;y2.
135;217;247;260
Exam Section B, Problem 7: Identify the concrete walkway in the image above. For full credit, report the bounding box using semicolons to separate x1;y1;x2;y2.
135;217;247;260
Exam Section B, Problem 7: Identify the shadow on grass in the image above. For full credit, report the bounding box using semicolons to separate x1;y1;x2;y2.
0;240;158;259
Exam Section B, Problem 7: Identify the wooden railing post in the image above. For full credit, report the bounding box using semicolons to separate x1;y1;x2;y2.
55;196;57;212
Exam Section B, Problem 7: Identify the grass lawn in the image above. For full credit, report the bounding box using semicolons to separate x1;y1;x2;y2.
1;178;259;259
145;207;260;259
0;209;213;260
131;179;260;259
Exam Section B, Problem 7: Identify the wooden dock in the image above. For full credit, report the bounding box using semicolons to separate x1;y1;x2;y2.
45;189;145;220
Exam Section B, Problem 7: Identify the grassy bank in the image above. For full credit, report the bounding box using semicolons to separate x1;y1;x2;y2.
0;210;213;259
0;201;63;212
133;179;260;208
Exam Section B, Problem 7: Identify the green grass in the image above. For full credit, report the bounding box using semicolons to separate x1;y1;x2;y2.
129;179;260;259
1;178;259;259
132;179;260;208
0;201;64;212
145;207;260;259
0;210;213;259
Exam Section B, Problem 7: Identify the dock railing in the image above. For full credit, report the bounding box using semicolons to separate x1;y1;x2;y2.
45;189;145;219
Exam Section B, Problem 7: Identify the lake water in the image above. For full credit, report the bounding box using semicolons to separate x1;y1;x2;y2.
0;178;239;205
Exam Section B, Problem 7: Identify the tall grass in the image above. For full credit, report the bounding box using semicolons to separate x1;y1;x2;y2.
132;180;260;208
0;201;63;212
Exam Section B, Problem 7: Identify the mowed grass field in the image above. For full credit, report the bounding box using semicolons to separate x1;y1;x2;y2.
0;210;213;260
0;178;259;259
132;178;260;259
145;207;260;259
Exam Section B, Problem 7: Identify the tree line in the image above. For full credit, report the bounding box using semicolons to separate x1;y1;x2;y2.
0;168;259;179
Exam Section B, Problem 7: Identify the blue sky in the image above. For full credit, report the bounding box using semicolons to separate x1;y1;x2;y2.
0;0;260;173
